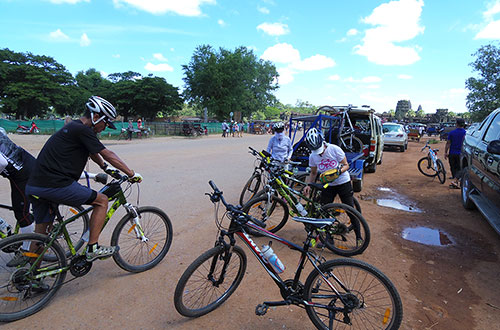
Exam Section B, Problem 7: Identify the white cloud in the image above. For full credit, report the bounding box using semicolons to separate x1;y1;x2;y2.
347;28;358;36
49;0;89;4
258;6;270;14
80;33;91;46
291;55;336;71
475;1;500;39
153;53;168;61
113;0;216;16
257;22;290;36
145;62;174;72
277;67;295;85
398;74;412;79
112;54;121;58
261;43;300;64
344;76;382;83
328;74;341;81
49;29;70;41
217;19;226;27
354;0;425;65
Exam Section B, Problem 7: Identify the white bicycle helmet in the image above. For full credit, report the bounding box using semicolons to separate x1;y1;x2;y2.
86;96;117;129
305;127;325;154
273;122;285;132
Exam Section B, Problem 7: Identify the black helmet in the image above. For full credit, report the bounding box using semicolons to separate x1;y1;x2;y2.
305;127;324;154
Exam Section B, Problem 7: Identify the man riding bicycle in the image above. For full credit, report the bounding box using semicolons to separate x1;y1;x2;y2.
26;96;142;262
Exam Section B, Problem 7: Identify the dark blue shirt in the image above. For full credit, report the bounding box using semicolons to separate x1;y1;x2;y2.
447;128;466;155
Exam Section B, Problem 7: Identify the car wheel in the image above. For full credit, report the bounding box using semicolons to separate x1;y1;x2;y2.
461;168;476;210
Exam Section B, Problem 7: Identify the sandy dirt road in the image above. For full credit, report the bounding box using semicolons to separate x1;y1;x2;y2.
0;132;499;330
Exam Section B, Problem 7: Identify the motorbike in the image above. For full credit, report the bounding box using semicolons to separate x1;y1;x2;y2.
16;122;40;134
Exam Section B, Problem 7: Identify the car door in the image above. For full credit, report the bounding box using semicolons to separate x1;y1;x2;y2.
468;116;491;189
479;112;500;208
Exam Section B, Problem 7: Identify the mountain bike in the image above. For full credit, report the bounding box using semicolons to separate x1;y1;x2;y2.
0;172;109;258
417;141;446;184
317;105;364;153
242;148;369;256
174;181;402;329
0;169;173;322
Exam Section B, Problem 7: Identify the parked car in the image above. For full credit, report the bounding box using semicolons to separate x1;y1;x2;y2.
460;108;500;234
382;123;408;152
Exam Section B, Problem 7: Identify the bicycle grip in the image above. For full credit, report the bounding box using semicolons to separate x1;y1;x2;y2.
208;180;218;192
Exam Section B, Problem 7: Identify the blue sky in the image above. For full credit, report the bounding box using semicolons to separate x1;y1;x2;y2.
1;0;500;114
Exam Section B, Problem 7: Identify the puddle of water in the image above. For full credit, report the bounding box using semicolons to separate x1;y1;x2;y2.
377;187;392;192
375;199;422;213
402;227;454;246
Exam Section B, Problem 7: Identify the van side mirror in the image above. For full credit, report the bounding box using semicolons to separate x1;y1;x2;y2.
487;140;500;155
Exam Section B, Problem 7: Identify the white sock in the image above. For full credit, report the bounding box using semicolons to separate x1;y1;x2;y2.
21;223;35;250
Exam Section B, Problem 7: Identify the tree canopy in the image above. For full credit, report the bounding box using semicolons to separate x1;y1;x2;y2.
466;43;500;121
182;45;279;121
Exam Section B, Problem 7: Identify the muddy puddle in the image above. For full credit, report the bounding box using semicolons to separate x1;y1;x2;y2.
362;187;422;213
402;227;454;246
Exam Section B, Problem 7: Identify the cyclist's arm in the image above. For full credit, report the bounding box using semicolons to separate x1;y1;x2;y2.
444;139;451;158
0;153;7;173
92;149;134;177
266;137;273;154
339;156;349;173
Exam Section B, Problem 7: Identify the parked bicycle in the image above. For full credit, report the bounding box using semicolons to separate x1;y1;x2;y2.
417;141;446;184
242;148;369;256
0;169;173;321
174;181;402;329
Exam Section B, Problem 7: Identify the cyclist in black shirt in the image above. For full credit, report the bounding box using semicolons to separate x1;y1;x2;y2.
26;96;142;262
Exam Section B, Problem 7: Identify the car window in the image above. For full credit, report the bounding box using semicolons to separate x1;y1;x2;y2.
483;113;500;142
473;116;491;138
383;125;403;133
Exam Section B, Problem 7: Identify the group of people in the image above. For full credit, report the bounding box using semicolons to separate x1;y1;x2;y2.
1;96;141;272
221;121;244;137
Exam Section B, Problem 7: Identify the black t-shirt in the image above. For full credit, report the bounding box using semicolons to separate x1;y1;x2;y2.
29;120;105;188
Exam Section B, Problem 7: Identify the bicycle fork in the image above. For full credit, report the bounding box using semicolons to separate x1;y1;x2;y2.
124;203;148;242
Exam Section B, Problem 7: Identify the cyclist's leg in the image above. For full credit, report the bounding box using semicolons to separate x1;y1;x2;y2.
319;185;336;205
336;181;361;239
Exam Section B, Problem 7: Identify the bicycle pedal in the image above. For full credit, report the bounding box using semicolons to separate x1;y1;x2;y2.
255;303;269;316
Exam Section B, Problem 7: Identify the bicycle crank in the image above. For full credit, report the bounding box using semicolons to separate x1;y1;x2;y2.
70;255;92;277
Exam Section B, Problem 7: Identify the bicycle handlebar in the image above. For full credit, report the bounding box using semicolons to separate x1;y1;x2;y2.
207;180;266;228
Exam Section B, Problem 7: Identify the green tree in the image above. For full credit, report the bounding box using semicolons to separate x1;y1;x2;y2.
416;105;424;118
182;45;279;120
0;48;75;118
406;109;415;118
133;76;183;120
466;44;500;121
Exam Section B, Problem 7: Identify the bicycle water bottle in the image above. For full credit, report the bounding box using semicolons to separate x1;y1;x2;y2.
82;229;90;242
295;203;308;216
0;217;12;236
261;244;285;273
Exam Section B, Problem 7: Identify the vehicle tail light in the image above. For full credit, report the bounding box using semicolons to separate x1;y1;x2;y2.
396;134;403;137
363;145;369;156
370;139;376;152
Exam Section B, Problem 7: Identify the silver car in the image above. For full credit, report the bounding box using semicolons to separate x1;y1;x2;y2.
383;123;408;152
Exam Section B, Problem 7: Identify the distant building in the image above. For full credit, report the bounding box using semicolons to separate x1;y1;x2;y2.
395;100;412;119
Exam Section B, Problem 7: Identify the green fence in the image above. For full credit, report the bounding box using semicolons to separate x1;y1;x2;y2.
0;119;241;136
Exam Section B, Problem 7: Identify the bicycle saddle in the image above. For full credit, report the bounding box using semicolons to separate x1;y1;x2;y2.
291;216;335;228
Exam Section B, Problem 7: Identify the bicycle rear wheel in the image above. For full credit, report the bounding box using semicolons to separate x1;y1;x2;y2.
317;203;370;256
304;258;403;330
0;233;67;322
241;195;289;235
111;206;173;273
436;159;446;184
417;156;437;177
239;173;263;206
174;245;247;317
341;136;363;153
57;205;89;258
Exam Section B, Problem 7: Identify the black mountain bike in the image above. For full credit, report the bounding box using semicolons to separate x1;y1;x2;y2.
174;181;402;329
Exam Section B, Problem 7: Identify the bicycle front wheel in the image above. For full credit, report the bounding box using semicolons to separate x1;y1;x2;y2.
417;156;437;177
242;195;289;235
317;203;370;256
174;245;247;317
0;233;67;322
341;136;363;153
111;206;173;273
239;173;263;206
436;159;446;184
304;258;403;330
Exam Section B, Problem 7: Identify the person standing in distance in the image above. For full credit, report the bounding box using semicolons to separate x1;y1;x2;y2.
26;96;142;262
266;122;292;162
445;118;466;189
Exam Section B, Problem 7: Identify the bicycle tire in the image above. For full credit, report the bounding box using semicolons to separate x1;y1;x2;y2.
174;245;247;317
417;156;438;177
317;203;370;256
241;195;289;235
111;206;173;273
436;159;446;184
341;136;363;153
239;173;262;206
334;196;362;214
0;233;67;322
44;205;90;261
304;258;403;330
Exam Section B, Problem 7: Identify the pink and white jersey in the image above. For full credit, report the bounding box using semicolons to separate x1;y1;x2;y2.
309;143;350;186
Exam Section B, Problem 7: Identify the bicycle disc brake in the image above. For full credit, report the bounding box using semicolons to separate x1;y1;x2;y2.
70;255;92;277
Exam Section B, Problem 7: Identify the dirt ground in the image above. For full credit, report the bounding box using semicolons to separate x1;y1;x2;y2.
1;132;499;330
